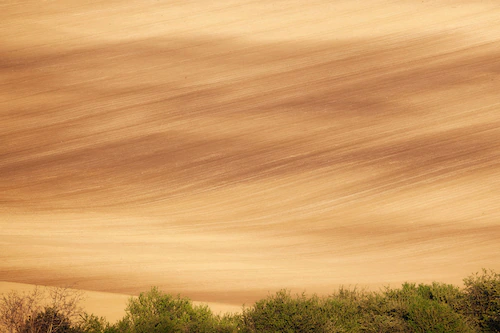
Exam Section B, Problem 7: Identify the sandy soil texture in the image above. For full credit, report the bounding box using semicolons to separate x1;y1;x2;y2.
2;0;500;318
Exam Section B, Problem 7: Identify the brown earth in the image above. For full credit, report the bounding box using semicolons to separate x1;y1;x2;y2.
1;0;500;320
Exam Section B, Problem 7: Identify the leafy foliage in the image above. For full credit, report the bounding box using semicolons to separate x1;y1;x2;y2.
241;289;333;333
74;313;116;333
2;270;499;333
118;287;237;333
462;269;500;332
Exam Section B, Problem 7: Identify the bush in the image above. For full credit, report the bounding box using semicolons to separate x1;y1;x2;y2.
240;285;477;333
406;296;476;333
418;282;463;307
22;307;73;333
241;290;333;333
323;287;368;333
119;287;230;333
358;292;409;333
75;313;117;333
3;270;500;333
462;269;500;332
380;282;477;333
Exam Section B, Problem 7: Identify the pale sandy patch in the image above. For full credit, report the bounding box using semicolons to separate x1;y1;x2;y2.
1;0;499;318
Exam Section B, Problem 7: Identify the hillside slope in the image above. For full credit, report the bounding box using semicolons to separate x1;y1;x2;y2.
1;0;499;314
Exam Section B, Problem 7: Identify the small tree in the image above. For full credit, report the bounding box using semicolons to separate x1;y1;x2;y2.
0;287;44;333
0;286;84;333
462;269;500;332
242;290;334;333
22;307;72;333
74;314;115;333
122;287;219;333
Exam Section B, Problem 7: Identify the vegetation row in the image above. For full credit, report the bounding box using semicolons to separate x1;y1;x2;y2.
1;269;499;333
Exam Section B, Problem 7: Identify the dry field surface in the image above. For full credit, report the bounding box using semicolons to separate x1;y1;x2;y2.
1;0;500;320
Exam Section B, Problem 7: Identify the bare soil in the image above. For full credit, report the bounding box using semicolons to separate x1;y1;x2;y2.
1;0;500;319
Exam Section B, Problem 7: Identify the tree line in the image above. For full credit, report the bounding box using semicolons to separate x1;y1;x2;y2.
1;269;499;333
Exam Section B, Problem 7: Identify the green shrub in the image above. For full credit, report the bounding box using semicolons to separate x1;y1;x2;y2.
373;282;477;333
119;287;228;333
323;287;368;332
360;292;409;333
240;285;477;333
6;270;500;333
417;282;464;311
213;313;240;333
406;296;476;333
462;269;500;332
241;290;333;333
75;313;117;333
